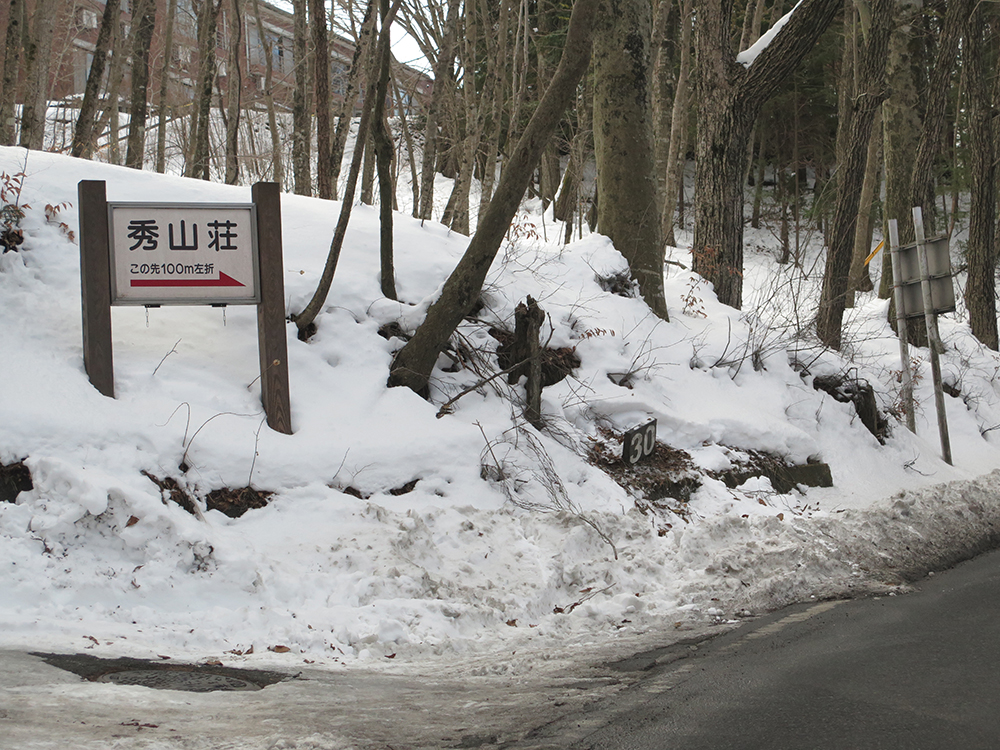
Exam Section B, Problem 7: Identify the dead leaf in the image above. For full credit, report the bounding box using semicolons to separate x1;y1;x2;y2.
126;515;140;527
203;659;223;666
268;645;291;653
777;513;784;521
506;619;517;627
385;653;396;659
83;635;99;645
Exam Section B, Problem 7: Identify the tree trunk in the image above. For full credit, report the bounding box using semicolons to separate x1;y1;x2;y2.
71;0;121;158
188;0;221;179
907;0;971;233
312;0;332;197
652;0;677;218
537;0;562;210
125;0;157;169
102;17;127;165
815;0;891;350
964;6;998;350
662;0;692;246
155;0;178;173
877;0;921;299
693;0;840;310
292;0;312;194
392;74;420;216
0;0;24;146
418;0;461;220
18;0;58;150
387;0;600;396
846;108;882;303
442;0;479;235
221;0;241;183
593;0;667;319
372;0;397;299
477;0;512;222
553;79;592;230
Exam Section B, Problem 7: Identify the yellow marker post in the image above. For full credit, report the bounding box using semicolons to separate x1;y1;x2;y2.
864;240;884;267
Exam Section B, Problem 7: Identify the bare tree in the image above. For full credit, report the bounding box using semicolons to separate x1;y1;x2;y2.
222;0;242;184
188;0;222;179
387;0;600;396
18;0;58;150
126;0;157;169
372;0;397;298
330;0;378;200
292;0;404;335
815;0;892;350
312;0;332;197
292;0;312;194
413;0;461;221
71;0;122;158
155;0;178;173
250;0;285;185
593;0;667;319
662;0;692;247
0;0;24;146
964;5;998;350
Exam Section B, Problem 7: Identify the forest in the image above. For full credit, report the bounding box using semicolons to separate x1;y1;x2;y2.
0;0;998;398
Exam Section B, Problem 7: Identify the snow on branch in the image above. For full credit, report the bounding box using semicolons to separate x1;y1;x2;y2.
736;0;805;68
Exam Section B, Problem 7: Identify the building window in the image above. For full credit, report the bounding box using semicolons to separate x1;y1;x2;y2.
78;8;98;29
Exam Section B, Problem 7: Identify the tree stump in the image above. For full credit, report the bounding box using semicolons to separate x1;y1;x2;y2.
507;296;546;429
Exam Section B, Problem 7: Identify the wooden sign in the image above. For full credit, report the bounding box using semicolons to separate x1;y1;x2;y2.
79;181;292;434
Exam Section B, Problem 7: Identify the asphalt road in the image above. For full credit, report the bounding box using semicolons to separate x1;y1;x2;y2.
516;548;1000;750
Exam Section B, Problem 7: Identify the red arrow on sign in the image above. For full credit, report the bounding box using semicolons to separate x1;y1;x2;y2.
130;272;246;288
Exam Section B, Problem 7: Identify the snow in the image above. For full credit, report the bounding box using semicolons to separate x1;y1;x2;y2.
736;0;805;68
3;144;1000;686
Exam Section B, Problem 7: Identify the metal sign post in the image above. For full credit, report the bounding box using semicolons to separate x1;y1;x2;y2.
913;207;951;465
78;180;292;434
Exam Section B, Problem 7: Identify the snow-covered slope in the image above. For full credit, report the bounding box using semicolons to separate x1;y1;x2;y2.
3;145;1000;668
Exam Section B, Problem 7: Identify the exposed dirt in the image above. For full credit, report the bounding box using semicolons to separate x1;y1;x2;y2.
0;460;32;503
204;486;274;518
143;471;274;518
586;429;833;515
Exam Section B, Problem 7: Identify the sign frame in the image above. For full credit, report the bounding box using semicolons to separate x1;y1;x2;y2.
107;201;261;307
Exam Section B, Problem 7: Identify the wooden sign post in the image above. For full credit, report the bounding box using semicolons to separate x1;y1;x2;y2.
78;180;292;434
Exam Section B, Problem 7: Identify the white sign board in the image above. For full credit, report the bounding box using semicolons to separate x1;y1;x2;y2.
108;203;259;305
